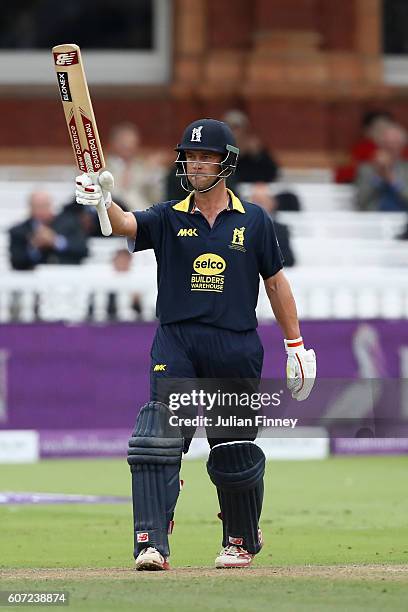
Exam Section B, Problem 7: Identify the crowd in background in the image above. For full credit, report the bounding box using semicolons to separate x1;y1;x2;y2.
7;108;300;278
7;106;408;320
337;110;408;215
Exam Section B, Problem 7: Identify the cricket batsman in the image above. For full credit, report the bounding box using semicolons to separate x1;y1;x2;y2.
75;118;317;570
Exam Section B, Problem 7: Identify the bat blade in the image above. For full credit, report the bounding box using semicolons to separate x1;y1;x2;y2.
52;43;112;236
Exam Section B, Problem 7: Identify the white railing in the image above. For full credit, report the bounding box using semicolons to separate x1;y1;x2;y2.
257;267;408;320
239;182;355;211
0;265;157;323
277;211;407;241
1;264;408;322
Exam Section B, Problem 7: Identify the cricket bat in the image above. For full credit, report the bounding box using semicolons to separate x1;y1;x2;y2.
52;43;112;236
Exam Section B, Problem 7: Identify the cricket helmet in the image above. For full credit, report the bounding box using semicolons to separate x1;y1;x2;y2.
175;118;239;193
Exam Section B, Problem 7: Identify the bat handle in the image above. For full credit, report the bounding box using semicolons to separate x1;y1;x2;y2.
89;171;112;236
97;201;112;237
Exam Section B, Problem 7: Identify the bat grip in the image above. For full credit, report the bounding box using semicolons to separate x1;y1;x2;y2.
89;171;112;237
97;202;112;237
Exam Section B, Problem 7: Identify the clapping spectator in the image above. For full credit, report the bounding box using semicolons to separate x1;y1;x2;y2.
355;123;408;211
9;190;88;270
107;122;166;211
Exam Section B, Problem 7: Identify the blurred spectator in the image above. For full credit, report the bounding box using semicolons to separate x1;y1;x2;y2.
353;111;395;161
61;194;129;238
107;249;142;321
274;191;301;212
9;190;88;270
355;123;408;212
223;110;280;183
249;183;295;267
88;249;142;321
107;122;165;211
335;110;404;184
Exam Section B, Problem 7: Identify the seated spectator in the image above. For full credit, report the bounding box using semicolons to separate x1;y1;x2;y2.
355;123;408;211
108;249;142;321
336;110;400;183
107;122;165;211
9;190;88;270
249;183;296;267
223;109;280;184
274;190;301;212
88;249;142;321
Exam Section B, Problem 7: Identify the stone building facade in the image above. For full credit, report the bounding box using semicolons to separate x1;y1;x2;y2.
1;0;407;169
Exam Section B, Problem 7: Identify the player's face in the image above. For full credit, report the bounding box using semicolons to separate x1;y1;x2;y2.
184;150;223;190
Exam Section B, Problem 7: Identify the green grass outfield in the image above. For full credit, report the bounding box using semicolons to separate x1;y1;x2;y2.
0;457;407;611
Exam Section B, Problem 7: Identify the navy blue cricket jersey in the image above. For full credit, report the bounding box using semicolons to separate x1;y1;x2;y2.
128;189;283;331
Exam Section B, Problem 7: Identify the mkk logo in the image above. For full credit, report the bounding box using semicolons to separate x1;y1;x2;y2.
177;228;198;237
191;126;203;142
153;364;167;372
136;532;149;543
54;51;78;66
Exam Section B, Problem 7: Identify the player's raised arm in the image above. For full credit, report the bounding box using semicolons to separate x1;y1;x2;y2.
75;171;137;238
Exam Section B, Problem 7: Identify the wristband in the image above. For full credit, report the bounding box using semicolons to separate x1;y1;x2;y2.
284;337;304;355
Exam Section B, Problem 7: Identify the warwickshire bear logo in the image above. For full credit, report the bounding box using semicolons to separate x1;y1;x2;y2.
191;126;203;142
230;226;246;252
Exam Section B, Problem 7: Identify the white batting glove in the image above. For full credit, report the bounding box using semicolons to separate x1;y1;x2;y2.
284;337;316;401
75;171;114;209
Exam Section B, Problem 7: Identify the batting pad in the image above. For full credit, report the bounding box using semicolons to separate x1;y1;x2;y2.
207;441;265;554
127;402;183;558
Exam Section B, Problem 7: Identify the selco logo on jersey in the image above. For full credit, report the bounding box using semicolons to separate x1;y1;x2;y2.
191;253;226;293
193;253;226;275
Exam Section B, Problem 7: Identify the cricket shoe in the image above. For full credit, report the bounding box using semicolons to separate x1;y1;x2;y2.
135;547;170;571
215;545;254;569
